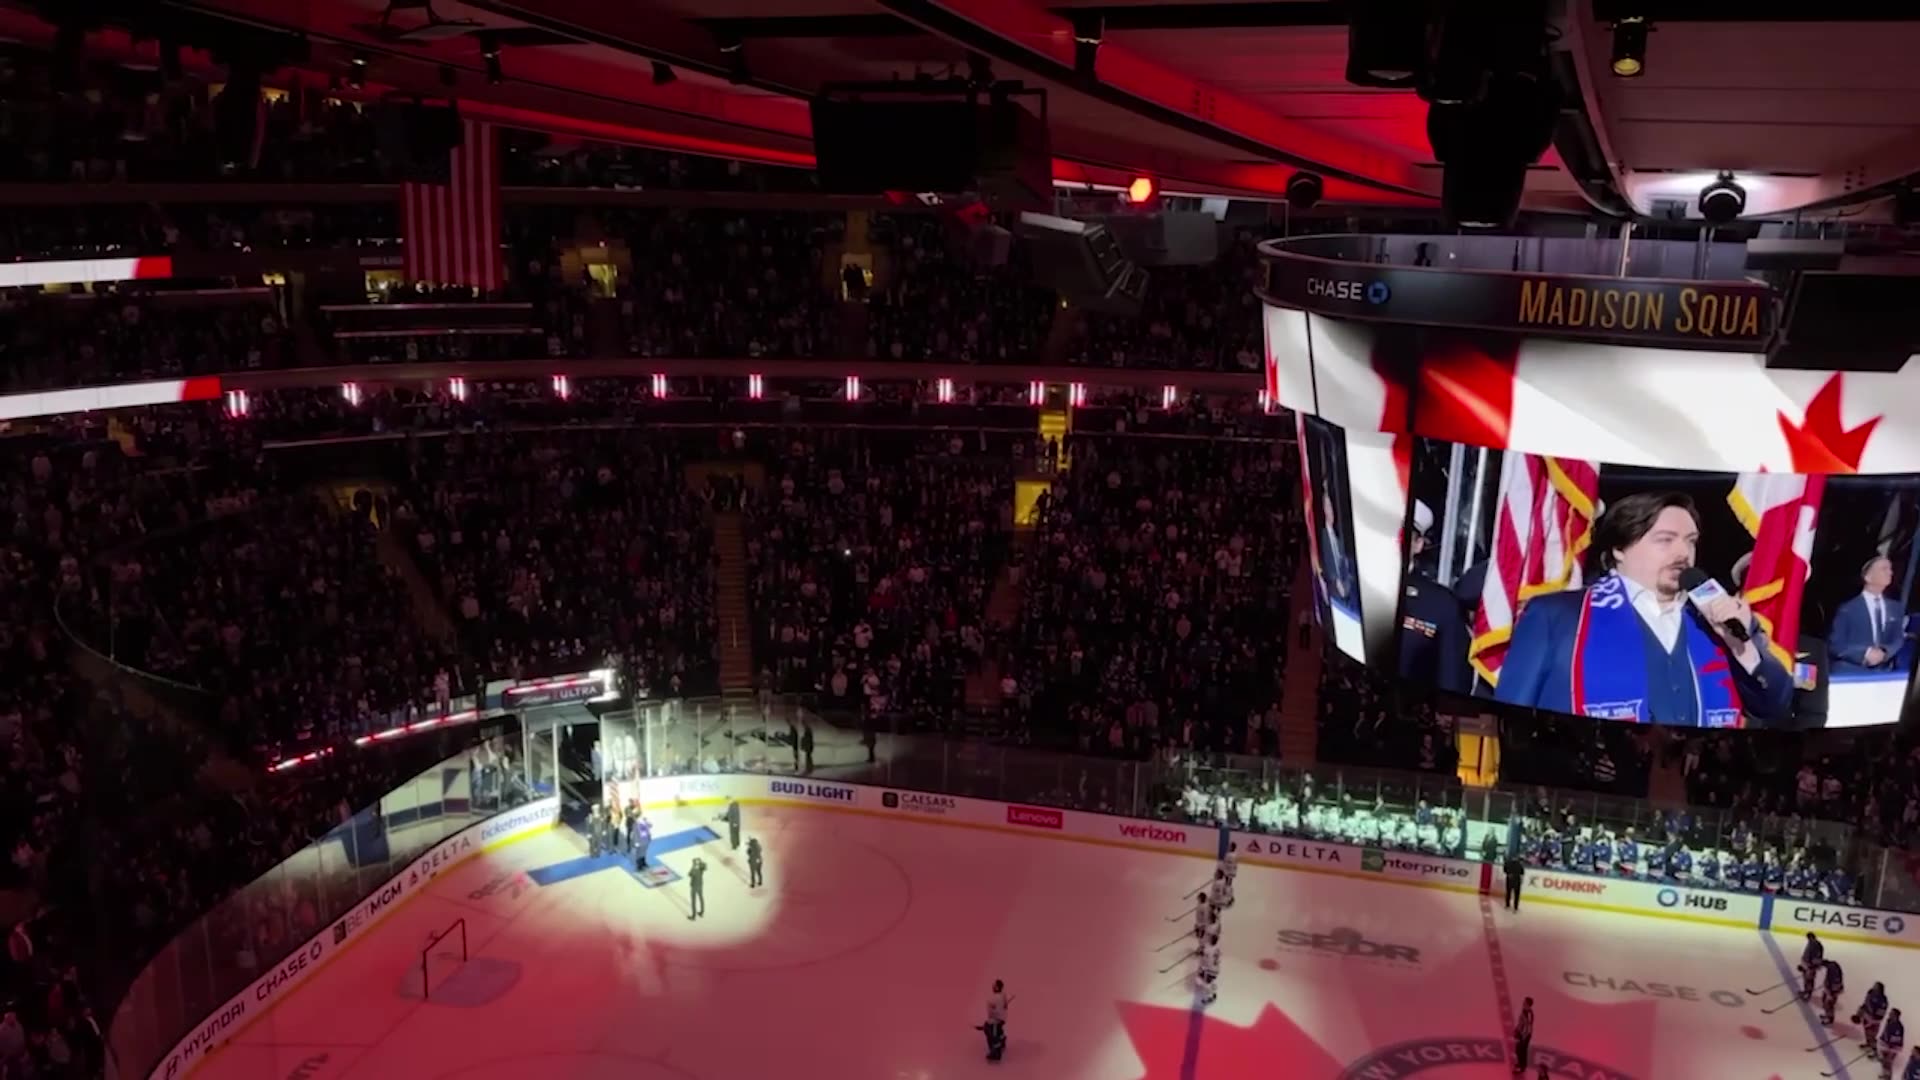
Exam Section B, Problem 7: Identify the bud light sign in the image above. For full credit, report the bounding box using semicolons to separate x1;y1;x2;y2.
770;779;857;804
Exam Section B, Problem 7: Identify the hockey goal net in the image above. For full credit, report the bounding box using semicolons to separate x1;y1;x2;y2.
419;917;468;1000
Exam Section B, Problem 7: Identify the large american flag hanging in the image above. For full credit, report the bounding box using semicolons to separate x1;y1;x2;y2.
400;118;503;291
1469;452;1601;688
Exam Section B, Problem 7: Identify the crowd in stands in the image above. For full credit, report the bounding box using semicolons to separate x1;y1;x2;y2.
1011;435;1302;759
1067;228;1268;373
746;428;1018;731
397;429;719;698
1316;666;1461;778
0;292;294;393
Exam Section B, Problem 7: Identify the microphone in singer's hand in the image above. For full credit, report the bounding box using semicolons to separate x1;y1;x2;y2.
1679;568;1751;643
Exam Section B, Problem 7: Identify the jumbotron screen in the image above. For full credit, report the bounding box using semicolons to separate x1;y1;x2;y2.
1265;303;1920;730
1397;441;1920;729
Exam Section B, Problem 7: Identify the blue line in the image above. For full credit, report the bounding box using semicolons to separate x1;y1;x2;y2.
1761;927;1850;1080
1178;977;1206;1079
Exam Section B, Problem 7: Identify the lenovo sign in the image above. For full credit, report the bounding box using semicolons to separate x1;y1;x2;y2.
1006;805;1063;830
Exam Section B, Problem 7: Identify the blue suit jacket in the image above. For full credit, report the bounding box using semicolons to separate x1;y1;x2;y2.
1829;592;1908;671
1494;588;1794;727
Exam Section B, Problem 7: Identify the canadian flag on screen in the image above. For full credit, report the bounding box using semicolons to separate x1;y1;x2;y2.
1728;473;1824;671
400;118;503;291
1469;453;1601;688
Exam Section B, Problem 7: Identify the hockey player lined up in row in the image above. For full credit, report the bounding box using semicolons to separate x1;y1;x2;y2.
1520;822;1855;902
1193;844;1238;1006
1800;932;1826;1001
1876;1011;1906;1080
1860;982;1891;1053
1179;783;1468;857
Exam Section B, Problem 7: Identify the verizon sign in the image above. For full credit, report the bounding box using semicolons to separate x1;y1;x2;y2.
1117;823;1187;845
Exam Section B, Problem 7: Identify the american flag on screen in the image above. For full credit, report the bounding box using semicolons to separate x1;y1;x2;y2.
400;118;503;291
1469;453;1601;688
1728;473;1824;673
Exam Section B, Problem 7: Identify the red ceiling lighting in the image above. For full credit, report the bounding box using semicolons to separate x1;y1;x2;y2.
1126;175;1156;204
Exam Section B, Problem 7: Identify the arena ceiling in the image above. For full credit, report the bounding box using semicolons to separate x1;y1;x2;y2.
18;0;1920;221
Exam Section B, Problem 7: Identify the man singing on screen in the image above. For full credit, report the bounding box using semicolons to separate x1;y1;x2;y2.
1495;491;1793;727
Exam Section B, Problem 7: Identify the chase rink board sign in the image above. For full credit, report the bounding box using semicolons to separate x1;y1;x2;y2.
151;797;558;1080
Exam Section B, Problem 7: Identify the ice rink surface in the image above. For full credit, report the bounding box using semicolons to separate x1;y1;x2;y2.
194;800;1918;1080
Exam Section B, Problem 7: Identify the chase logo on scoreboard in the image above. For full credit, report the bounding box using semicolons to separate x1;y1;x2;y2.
1338;1038;1638;1080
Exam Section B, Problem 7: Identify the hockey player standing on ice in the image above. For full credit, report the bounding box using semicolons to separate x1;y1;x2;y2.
1194;897;1217;940
1220;842;1239;887
1195;933;1222;1005
1512;996;1535;1074
1820;958;1846;1026
716;798;743;850
1801;933;1825;1000
1879;1010;1905;1080
687;857;708;920
1858;982;1891;1053
746;836;765;888
1902;1042;1920;1080
1207;868;1234;914
980;980;1011;1061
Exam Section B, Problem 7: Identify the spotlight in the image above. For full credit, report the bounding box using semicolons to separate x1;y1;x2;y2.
1344;0;1423;88
1699;172;1746;224
479;33;502;84
1427;67;1560;230
715;32;749;84
1610;17;1649;78
348;51;368;89
651;60;676;86
1285;171;1323;210
1125;175;1156;204
1073;14;1102;78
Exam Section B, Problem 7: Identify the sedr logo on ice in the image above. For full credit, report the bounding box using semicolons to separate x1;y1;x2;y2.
1275;926;1420;964
1655;887;1728;912
1791;906;1907;936
770;779;856;804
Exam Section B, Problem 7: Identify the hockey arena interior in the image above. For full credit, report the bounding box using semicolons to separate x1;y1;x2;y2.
8;4;1920;1079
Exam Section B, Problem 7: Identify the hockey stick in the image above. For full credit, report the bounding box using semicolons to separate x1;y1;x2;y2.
1821;1049;1873;1077
1184;883;1208;900
1743;980;1787;996
1158;933;1193;952
1159;953;1195;974
1804;1033;1847;1053
1760;998;1802;1015
1167;906;1197;922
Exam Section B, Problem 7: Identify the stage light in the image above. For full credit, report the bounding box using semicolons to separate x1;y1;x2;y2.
1610;17;1649;78
223;390;250;418
747;374;764;400
1161;385;1178;409
936;377;954;403
845;375;861;401
1073;14;1102;78
341;381;361;406
479;33;503;85
1344;0;1423;88
1286;172;1324;210
1699;172;1746;224
448;376;467;401
652;61;676;86
1028;380;1045;407
1069;382;1087;408
551;374;571;400
650;373;669;398
1125;176;1156;204
716;32;749;84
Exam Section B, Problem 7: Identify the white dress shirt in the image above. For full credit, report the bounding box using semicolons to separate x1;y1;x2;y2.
1622;576;1684;653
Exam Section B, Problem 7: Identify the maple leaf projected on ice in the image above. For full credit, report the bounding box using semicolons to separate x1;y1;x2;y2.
1777;373;1880;473
1117;926;1694;1079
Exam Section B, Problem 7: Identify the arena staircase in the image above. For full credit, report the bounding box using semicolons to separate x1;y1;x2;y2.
1275;557;1322;765
712;512;757;697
